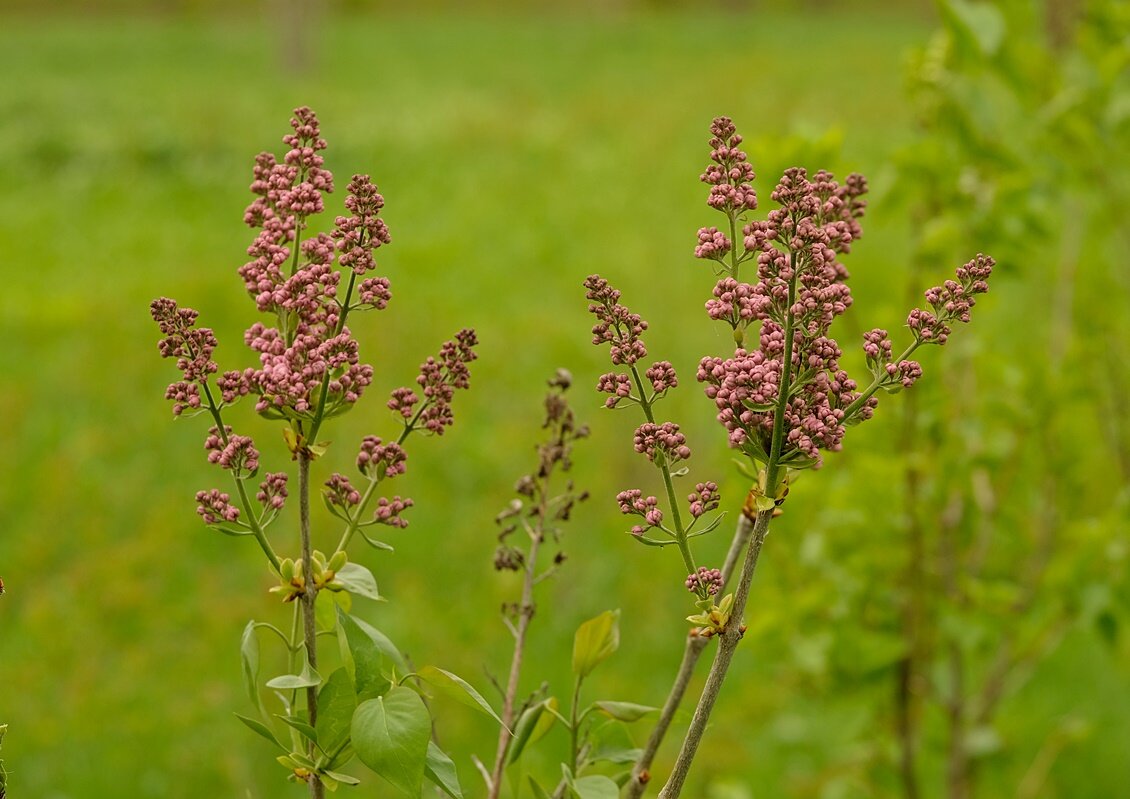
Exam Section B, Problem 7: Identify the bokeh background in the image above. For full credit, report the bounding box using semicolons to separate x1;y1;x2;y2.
0;0;1127;797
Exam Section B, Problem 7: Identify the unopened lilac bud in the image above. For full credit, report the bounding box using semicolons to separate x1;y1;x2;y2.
256;472;289;510
584;275;649;367
634;422;692;463
596;372;632;408
646;361;678;394
694;227;732;260
324;473;361;508
357;436;408;478
686;567;724;596
196;489;240;524
687;481;720;518
374;495;413;527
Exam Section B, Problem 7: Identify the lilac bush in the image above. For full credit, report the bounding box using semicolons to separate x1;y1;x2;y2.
152;107;487;797
586;116;993;797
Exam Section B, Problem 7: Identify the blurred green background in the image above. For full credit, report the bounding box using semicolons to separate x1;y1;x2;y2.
0;1;1127;797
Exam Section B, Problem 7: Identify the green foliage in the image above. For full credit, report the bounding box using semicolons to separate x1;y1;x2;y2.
571;610;620;679
351;687;432;796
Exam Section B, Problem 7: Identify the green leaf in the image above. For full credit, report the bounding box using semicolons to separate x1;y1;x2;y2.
351;687;431;796
351;612;409;673
589;745;644;765
234;713;285;750
528;777;554;799
275;713;319;744
424;740;463;798
240;620;262;710
316;668;358;754
336;562;382;601
592;701;659;722
572;610;620;678
316;589;352;632
417;665;506;729
323;769;361;786
265;648;322;690
571;775;620;799
337;607;391;699
507;698;556;764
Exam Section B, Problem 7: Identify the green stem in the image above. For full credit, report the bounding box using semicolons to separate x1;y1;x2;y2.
297;448;324;799
569;675;584;776
763;256;799;495
658;253;800;799
657;508;774;799
628;364;696;577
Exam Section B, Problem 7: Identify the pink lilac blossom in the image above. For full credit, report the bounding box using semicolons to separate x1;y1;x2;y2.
699;116;757;216
357;436;408;479
693;127;870;467
396;329;478;435
694;227;732;260
257;472;289;510
633;422;692;463
685;567;724;596
583;275;649;367
646;361;678;394
204;426;260;474
325;473;362;508
373;495;413;528
196;489;239;524
596;372;633;408
334;174;392;275
687;481;720;519
358;276;392;310
616;489;664;527
150;298;219;416
908;254;995;345
705;278;770;328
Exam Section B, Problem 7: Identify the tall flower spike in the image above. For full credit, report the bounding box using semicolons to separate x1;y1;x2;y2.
695;137;870;469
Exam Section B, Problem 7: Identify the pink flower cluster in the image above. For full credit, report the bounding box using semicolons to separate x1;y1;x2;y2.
685;566;723;596
387;329;479;435
235;108;399;420
691;118;872;467
596;372;632;408
356;436;408;479
633;422;692;464
195;489;239;525
701;116;757;217
334;174;392;274
204;426;260;475
584;275;649;366
325;473;362;508
616;489;664;528
256;472;289;510
687;481;720;518
907;254;995;345
151;298;219;416
586;276;688;415
373;496;413;528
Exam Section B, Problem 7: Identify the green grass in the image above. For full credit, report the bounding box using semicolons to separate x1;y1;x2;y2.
0;7;1126;799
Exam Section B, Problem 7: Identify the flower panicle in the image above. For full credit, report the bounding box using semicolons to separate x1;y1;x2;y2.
150;298;219;416
389;328;479;435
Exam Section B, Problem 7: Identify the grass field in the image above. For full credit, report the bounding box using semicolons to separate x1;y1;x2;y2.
0;5;1126;798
